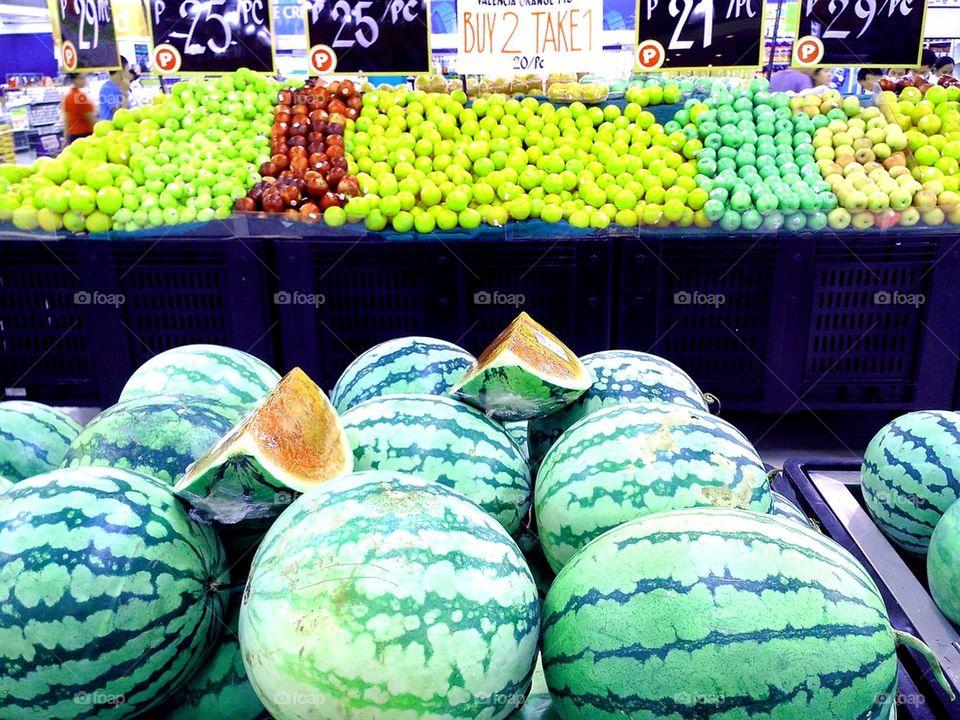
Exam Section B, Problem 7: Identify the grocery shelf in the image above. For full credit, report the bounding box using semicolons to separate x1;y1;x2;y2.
777;460;960;717
1;224;957;410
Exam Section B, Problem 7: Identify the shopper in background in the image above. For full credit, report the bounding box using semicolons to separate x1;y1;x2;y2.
911;49;938;79
857;68;881;94
770;66;831;93
99;57;130;121
62;74;95;144
932;56;955;81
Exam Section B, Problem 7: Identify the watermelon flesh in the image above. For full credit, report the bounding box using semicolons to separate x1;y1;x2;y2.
0;401;82;481
542;508;952;720
928;498;960;625
451;312;592;422
175;367;353;524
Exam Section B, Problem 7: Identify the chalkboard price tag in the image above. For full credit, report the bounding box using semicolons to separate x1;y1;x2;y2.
55;0;121;72
148;0;276;75
794;0;927;67
636;0;764;70
304;0;430;75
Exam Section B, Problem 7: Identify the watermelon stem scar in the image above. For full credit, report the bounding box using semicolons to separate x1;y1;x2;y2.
766;468;782;482
704;392;721;414
894;629;956;699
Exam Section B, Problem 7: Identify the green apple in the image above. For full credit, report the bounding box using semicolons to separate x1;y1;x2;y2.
827;207;851;229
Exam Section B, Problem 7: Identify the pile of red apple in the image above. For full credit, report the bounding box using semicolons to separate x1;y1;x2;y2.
235;78;361;221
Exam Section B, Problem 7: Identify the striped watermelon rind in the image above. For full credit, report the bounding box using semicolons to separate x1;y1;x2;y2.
163;594;270;720
119;344;280;409
510;657;560;720
535;401;772;572
240;471;541;720
0;466;229;720
0;475;11;494
861;410;960;555
928;498;960;625
0;401;83;482
175;368;353;524
341;393;531;534
61;395;242;485
527;350;709;470
331;336;475;414
771;491;815;528
542;508;907;720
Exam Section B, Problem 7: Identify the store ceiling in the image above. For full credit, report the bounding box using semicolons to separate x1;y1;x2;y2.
0;0;52;33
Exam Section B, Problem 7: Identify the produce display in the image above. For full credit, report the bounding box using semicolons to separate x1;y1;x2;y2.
0;400;82;481
861;409;960;555
3;72;960;233
1;315;958;719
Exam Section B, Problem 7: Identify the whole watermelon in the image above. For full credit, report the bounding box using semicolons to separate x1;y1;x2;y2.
61;395;242;484
240;471;540;720
331;336;475;413
928;498;960;625
0;401;82;481
527;350;708;470
542;508;944;720
119;344;280;409
771;490;814;528
0;466;229;720
535;402;772;571
341;393;531;534
861;410;960;554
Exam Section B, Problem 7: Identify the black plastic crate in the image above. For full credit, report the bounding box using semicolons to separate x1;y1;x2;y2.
80;238;276;404
799;234;960;409
777;460;960;717
0;238;98;404
616;234;783;409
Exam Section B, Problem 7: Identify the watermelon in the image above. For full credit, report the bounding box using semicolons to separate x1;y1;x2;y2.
0;401;82;481
163;594;269;720
451;312;592;422
61;395;242;484
0;476;10;493
511;657;560;720
504;420;530;462
535;402;772;572
0;466;229;720
176;368;353;524
928;498;960;625
771;490;815;528
542;507;953;720
119;344;280;409
862;410;960;555
341;393;531;534
516;528;556;602
331;336;475;413
240;471;541;720
527;350;709;470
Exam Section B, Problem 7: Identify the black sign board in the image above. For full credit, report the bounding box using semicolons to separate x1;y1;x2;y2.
304;0;430;74
148;0;276;74
56;0;121;72
795;0;927;67
636;0;764;70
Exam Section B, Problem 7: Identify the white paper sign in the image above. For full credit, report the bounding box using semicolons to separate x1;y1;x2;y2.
456;0;602;75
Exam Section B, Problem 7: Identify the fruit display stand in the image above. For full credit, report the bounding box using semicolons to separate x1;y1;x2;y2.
2;222;959;411
776;460;960;716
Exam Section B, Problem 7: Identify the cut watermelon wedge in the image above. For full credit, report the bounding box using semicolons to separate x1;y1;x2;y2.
451;312;592;421
175;367;353;523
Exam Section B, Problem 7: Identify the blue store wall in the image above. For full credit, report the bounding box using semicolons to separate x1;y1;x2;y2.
0;33;58;81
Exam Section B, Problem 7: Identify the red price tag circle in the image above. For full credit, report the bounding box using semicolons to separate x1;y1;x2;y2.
794;36;825;66
636;40;666;71
153;44;182;74
309;44;337;74
61;41;78;72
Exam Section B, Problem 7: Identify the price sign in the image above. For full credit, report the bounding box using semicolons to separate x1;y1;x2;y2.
637;0;764;70
794;0;927;67
55;0;121;71
148;0;276;74
456;0;602;75
304;0;430;74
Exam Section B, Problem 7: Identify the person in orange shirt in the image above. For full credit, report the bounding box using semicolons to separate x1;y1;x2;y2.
62;74;96;144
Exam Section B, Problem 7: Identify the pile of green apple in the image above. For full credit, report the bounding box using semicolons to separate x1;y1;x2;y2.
0;69;280;233
340;90;707;232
